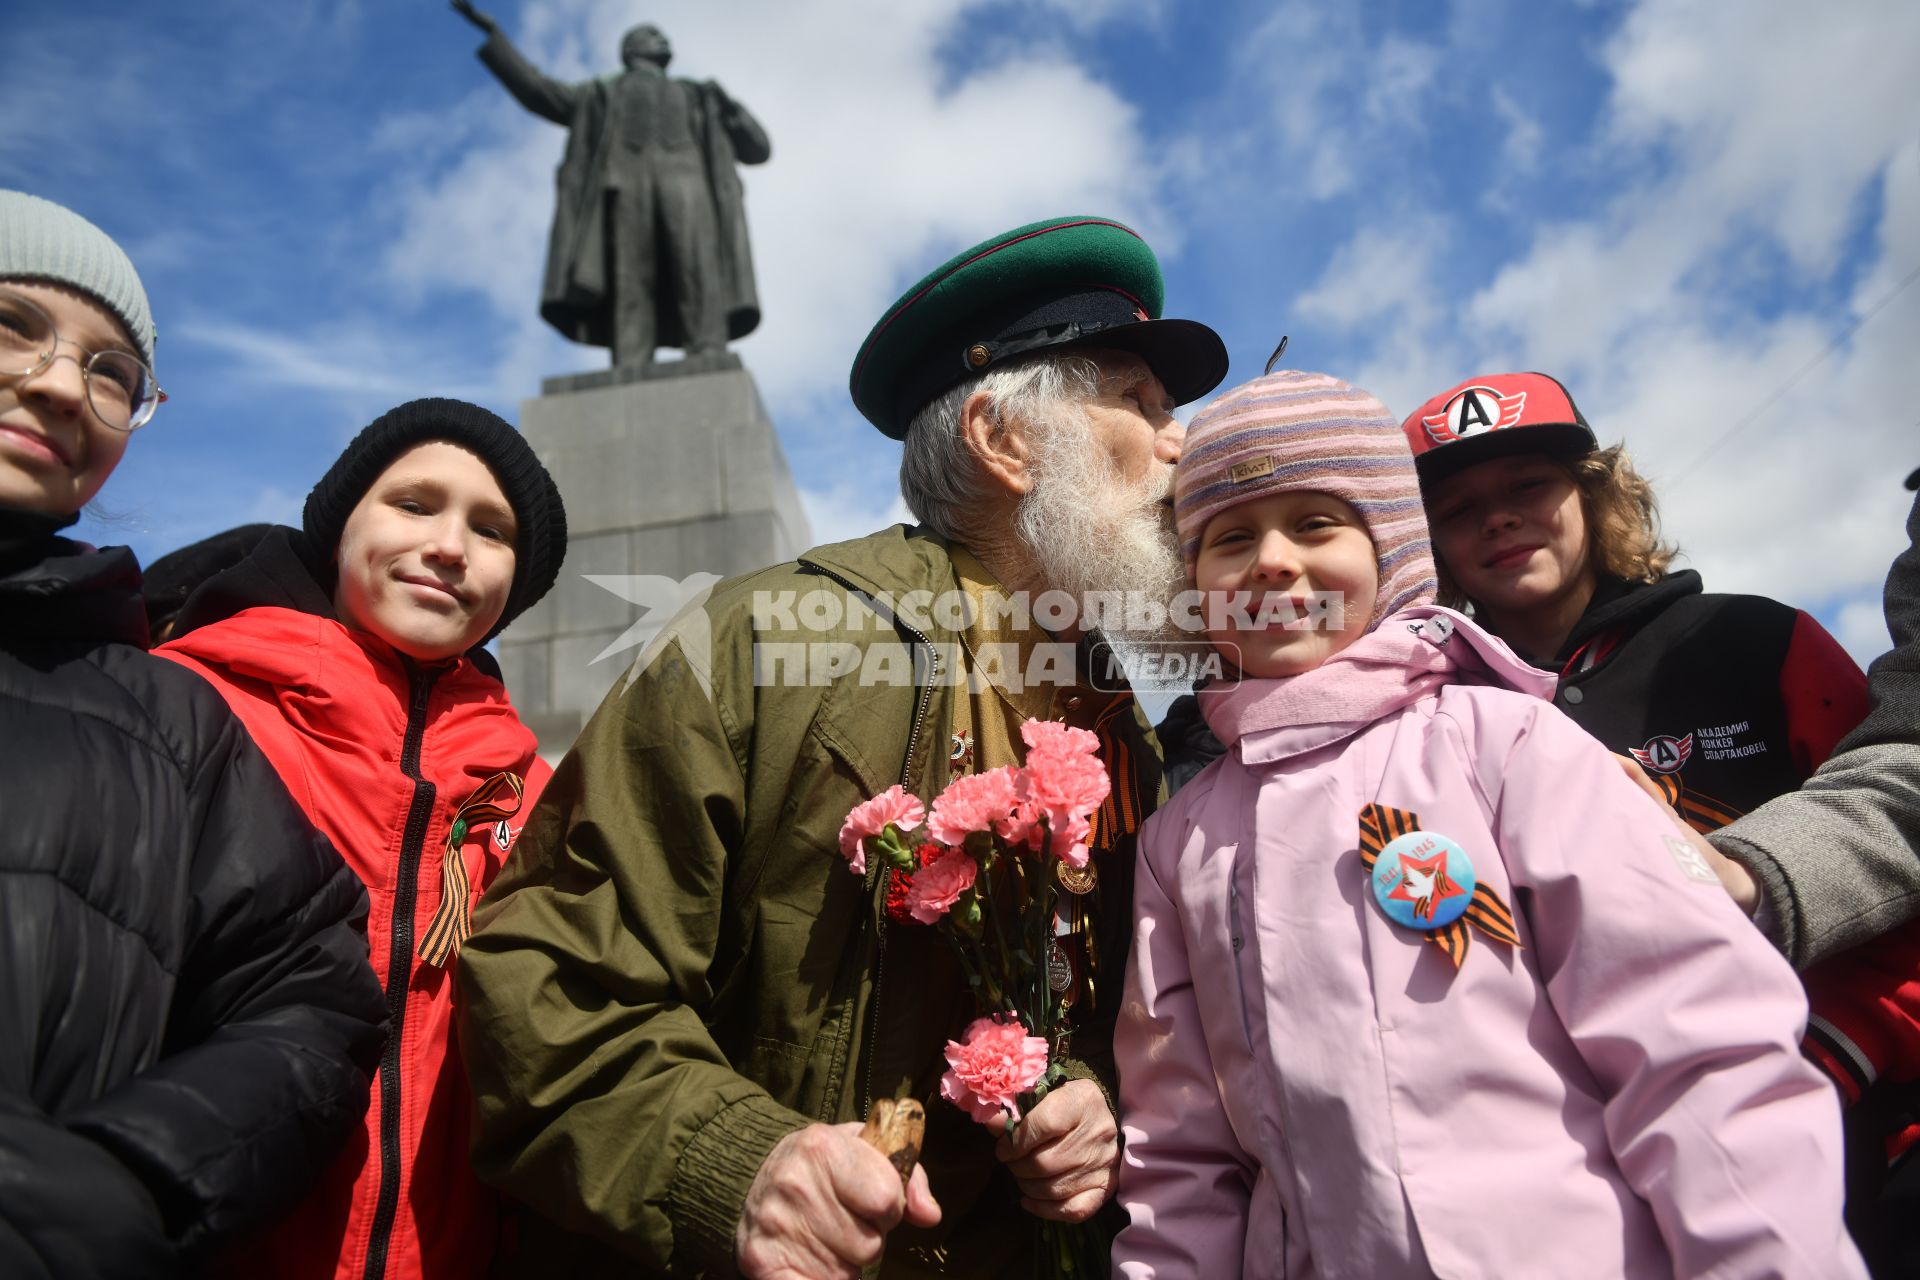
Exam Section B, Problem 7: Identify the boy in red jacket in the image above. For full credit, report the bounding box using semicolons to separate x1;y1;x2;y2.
159;398;567;1279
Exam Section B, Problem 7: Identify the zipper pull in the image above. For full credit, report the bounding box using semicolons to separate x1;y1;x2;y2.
1229;876;1244;953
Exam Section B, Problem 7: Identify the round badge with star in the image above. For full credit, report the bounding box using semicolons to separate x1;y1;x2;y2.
1371;830;1476;931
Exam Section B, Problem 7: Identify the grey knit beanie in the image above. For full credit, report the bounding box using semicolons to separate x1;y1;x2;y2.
0;190;155;367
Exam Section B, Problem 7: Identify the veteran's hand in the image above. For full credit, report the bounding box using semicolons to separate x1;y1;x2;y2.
1613;753;1760;913
737;1122;941;1280
993;1078;1118;1223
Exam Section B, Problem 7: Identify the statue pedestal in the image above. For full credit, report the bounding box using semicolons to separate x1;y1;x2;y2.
497;364;811;758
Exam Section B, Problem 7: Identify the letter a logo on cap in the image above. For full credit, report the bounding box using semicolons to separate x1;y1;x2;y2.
1422;385;1527;444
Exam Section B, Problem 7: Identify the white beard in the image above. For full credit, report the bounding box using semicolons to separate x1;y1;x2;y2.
1014;409;1195;655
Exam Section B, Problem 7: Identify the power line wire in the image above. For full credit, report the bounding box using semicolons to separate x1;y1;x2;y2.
1665;260;1920;487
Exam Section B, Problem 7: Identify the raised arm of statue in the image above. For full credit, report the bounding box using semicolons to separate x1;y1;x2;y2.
470;23;580;127
450;0;497;35
706;81;772;166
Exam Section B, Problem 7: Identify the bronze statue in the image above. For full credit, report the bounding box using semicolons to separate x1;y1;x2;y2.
452;3;770;368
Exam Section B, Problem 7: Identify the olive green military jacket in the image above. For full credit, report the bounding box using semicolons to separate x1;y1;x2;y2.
457;526;1146;1277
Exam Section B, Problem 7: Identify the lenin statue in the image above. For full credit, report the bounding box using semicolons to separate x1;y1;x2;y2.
453;3;770;368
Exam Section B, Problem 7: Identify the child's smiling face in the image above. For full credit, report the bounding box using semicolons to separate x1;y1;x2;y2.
1193;490;1379;678
331;441;519;661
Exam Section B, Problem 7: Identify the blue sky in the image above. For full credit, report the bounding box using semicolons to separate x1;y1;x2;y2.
10;0;1917;664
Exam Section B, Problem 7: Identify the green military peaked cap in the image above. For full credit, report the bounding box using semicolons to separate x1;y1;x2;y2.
849;215;1229;438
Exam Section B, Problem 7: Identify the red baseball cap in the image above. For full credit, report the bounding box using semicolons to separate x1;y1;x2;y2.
1400;372;1599;485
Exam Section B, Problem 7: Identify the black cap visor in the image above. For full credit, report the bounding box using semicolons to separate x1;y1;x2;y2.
1414;422;1598;489
886;286;1228;437
1065;317;1229;409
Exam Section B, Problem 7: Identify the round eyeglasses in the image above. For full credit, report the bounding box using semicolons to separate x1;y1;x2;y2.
0;287;165;431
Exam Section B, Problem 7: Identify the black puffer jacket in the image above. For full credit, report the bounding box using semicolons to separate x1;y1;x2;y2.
0;513;388;1278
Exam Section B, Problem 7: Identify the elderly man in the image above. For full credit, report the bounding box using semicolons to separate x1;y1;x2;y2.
458;217;1227;1278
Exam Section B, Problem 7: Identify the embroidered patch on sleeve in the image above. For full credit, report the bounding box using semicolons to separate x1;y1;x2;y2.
1664;835;1722;886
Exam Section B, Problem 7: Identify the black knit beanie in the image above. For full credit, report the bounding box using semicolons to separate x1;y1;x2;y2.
302;398;568;645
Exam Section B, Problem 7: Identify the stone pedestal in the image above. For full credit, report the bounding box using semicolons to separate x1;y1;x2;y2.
498;364;810;758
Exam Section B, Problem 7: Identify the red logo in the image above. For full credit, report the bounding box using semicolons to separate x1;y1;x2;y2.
1387;849;1466;922
1629;733;1694;775
1422;385;1527;444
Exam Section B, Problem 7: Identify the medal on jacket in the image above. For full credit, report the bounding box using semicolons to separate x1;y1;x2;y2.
419;771;526;968
1359;804;1521;969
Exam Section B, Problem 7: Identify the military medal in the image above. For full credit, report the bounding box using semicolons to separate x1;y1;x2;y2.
1047;937;1074;995
1055;860;1097;894
1359;803;1521;969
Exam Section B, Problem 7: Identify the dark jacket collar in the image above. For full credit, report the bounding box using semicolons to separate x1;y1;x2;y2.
0;506;148;646
171;525;335;638
1553;570;1702;666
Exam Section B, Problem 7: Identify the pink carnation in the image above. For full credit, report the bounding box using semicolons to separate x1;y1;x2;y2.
994;799;1044;850
1050;814;1093;869
1020;719;1099;760
939;1016;1050;1125
1019;720;1109;861
837;785;925;876
927;766;1021;847
904;846;977;924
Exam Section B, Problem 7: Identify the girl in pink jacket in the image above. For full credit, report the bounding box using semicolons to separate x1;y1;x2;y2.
1112;370;1861;1279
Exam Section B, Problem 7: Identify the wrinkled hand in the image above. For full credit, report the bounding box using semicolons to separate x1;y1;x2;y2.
450;0;497;34
737;1122;941;1280
993;1078;1118;1223
1613;754;1760;912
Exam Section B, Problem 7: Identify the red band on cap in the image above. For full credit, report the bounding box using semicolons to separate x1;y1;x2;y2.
851;219;1142;389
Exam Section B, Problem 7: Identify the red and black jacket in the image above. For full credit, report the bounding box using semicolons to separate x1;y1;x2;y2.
157;529;550;1280
1535;571;1867;829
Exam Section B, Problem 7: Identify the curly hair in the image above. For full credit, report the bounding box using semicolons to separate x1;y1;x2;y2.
1435;445;1679;609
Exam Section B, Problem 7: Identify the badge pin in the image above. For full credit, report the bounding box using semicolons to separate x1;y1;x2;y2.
1047;937;1074;995
1056;860;1097;895
1371;830;1476;931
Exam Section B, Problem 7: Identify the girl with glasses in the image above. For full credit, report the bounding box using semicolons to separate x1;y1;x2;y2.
0;192;388;1273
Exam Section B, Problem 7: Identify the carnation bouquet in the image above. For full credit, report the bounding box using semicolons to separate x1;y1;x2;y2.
838;719;1113;1275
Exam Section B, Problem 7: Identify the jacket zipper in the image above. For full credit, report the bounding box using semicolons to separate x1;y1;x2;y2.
1228;864;1258;1053
866;658;936;1117
801;563;938;1119
361;664;443;1280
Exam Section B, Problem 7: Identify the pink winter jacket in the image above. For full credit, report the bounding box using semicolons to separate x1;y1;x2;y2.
1114;608;1861;1279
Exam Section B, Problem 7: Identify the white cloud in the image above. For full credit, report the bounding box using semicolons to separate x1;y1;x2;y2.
1601;0;1918;274
1490;88;1543;172
1231;3;1443;202
1833;593;1893;669
800;483;913;549
1294;219;1447;334
175;316;493;406
379;0;1171;427
1290;0;1920;614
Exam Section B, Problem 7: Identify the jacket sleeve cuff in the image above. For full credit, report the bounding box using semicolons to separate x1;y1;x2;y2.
1055;1056;1117;1128
664;1094;810;1276
1708;831;1799;963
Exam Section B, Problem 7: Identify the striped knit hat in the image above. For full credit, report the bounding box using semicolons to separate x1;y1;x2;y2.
1174;370;1436;628
0;190;155;366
